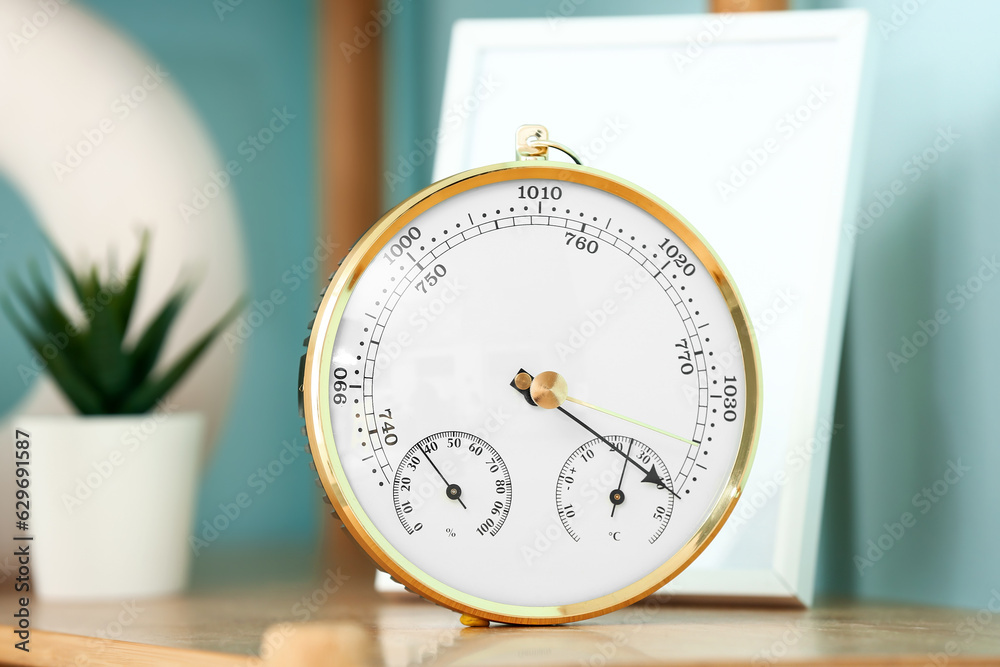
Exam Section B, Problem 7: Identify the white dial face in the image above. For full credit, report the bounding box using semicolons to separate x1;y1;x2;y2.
322;173;751;610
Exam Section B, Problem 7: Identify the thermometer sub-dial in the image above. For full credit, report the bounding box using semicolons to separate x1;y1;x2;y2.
392;431;512;539
555;435;675;545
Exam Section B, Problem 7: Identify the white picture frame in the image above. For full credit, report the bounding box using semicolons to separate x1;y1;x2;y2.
376;8;872;606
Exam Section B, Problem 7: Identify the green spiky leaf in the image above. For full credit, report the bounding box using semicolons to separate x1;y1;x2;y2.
1;228;245;416
1;295;104;414
119;299;243;414
111;229;148;339
39;232;87;304
125;285;191;391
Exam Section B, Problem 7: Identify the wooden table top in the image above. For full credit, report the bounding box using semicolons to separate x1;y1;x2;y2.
3;585;1000;666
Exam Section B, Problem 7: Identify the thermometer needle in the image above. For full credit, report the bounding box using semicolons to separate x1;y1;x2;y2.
610;438;633;518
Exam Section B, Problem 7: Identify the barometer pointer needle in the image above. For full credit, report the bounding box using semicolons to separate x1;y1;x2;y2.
556;405;680;499
420;444;467;510
511;369;680;499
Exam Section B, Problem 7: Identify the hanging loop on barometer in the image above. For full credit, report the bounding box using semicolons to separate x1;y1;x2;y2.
515;124;583;165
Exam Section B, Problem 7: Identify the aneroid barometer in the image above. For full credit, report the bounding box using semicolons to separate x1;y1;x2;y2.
300;125;761;625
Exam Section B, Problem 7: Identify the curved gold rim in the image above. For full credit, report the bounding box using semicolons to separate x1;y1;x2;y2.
303;161;762;625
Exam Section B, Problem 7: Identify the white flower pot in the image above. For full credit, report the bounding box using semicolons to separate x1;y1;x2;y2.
23;412;204;599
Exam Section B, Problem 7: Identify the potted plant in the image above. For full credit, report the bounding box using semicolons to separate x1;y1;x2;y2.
2;231;241;599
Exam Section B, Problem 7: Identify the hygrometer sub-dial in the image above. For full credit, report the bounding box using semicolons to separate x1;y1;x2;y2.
392;431;512;540
555;435;675;546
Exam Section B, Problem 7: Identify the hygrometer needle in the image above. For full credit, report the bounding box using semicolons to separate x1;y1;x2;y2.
421;444;467;510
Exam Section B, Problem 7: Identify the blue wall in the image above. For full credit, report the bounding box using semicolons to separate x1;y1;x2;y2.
804;0;1000;609
85;0;321;552
0;184;50;416
0;1;321;554
80;0;322;551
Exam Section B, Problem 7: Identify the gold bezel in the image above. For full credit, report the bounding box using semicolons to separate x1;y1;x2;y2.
302;161;762;625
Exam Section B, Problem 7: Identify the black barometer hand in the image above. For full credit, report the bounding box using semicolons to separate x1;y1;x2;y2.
511;369;680;499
